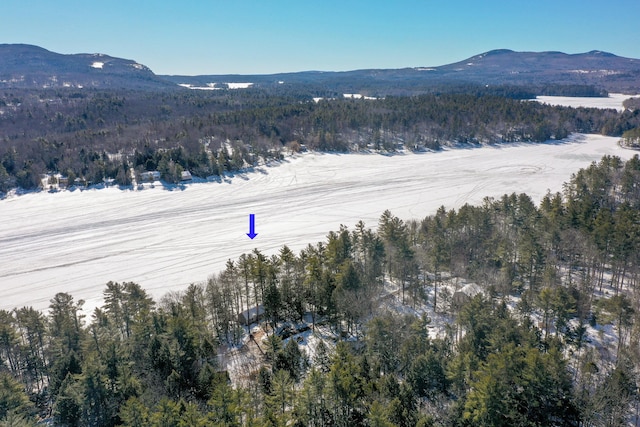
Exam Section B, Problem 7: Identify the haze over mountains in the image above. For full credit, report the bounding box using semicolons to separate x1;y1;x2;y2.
1;44;640;93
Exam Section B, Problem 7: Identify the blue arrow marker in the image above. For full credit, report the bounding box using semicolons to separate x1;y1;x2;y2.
247;214;258;239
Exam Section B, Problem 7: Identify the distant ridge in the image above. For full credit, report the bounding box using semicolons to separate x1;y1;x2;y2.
1;44;640;93
0;44;173;89
422;49;640;92
164;49;640;94
440;49;638;74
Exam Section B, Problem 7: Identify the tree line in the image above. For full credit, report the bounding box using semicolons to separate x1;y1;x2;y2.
1;87;639;192
0;154;639;425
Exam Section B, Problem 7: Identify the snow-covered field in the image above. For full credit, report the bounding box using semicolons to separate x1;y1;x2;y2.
534;93;636;111
0;134;635;312
178;82;254;90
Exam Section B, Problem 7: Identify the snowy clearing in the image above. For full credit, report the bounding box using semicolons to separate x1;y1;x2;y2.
178;82;254;90
0;134;635;312
227;82;253;89
179;83;219;91
533;93;636;112
343;94;377;100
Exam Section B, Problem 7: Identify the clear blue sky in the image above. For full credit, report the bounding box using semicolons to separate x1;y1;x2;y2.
3;0;640;75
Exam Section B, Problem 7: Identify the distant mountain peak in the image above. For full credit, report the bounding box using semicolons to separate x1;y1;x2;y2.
0;43;171;90
466;49;623;62
483;49;516;56
586;50;615;56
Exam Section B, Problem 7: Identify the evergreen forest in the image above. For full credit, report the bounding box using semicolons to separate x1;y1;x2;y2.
1;154;639;426
1;86;640;192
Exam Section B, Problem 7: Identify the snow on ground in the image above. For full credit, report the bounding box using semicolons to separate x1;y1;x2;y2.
227;83;253;89
533;93;636;112
179;83;219;91
178;82;254;90
379;278;456;341
91;62;104;69
224;322;336;385
343;94;377;100
0;134;635;312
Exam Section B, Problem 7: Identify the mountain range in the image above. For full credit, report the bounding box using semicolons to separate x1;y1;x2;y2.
1;44;639;93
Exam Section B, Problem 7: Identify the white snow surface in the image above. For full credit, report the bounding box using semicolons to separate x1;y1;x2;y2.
179;83;219;91
226;82;253;89
534;93;636;112
91;62;104;69
0;134;635;312
343;94;377;100
178;82;253;90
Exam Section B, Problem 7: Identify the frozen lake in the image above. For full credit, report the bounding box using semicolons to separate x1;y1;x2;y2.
0;134;635;312
534;93;636;111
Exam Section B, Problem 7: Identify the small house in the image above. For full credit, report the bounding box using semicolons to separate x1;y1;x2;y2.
452;283;484;309
237;305;265;325
140;171;161;182
180;170;192;182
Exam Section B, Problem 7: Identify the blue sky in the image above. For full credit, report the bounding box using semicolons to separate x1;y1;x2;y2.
3;0;640;75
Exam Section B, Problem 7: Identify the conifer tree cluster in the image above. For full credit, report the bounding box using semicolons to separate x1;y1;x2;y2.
1;88;639;192
0;155;639;425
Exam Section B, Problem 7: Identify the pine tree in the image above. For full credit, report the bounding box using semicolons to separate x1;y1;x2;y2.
0;373;33;421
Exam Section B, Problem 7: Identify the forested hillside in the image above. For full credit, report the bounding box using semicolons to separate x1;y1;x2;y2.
1;87;639;193
1;155;639;426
